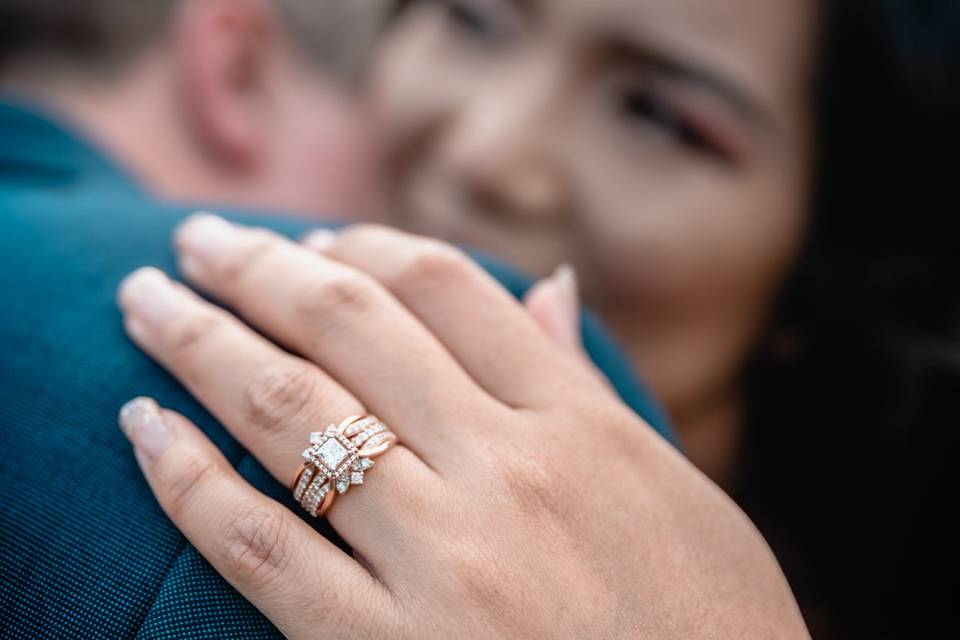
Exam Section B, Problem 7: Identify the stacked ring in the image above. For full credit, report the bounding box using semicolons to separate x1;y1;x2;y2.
291;414;398;517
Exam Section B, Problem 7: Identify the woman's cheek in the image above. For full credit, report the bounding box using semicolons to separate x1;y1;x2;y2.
572;161;712;306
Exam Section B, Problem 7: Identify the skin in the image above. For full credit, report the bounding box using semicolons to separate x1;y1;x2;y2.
116;214;810;638
1;0;373;220
370;0;817;482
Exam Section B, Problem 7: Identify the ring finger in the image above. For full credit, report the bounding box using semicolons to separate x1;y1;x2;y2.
117;267;432;570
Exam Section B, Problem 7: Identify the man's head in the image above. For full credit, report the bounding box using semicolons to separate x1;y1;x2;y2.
0;0;386;218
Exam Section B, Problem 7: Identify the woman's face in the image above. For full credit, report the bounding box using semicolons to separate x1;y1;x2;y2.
371;0;816;424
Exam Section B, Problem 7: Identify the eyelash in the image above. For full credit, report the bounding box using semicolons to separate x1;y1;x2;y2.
616;87;716;155
434;0;729;160
440;0;504;42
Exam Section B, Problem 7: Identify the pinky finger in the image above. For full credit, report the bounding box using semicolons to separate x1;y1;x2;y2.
523;268;620;393
118;397;395;639
523;265;582;353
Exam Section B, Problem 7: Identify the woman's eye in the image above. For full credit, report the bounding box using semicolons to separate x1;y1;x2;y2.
440;0;505;43
618;88;712;152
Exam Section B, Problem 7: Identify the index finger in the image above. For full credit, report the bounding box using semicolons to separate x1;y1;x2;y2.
117;397;397;638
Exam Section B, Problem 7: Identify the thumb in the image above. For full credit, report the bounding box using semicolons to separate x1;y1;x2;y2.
524;264;582;353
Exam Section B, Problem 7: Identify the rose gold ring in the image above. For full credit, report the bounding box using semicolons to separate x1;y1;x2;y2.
291;414;398;517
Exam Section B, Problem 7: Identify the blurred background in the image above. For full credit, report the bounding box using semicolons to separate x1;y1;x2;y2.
2;0;957;637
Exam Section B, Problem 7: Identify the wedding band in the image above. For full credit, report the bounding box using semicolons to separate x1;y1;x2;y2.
291;414;398;517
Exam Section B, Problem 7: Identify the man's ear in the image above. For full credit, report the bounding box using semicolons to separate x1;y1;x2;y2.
173;0;277;171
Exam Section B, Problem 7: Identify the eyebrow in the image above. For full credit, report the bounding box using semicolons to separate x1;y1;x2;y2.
494;0;535;16
485;0;778;134
606;36;778;136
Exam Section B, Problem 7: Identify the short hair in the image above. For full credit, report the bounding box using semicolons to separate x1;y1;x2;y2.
0;0;387;82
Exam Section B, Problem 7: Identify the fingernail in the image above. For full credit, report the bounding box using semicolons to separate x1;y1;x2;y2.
553;263;581;346
118;267;181;328
176;212;234;261
119;397;172;460
554;263;579;322
302;229;337;252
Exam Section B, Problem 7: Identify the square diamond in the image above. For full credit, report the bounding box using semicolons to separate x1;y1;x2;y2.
316;437;348;470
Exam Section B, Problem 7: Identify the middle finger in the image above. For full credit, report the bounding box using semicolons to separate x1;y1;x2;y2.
173;214;497;456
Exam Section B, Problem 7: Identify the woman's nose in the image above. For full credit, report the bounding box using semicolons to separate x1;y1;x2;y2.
443;69;568;224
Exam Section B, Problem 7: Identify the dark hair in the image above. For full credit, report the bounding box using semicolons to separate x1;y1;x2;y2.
740;1;960;637
386;0;958;635
0;0;174;74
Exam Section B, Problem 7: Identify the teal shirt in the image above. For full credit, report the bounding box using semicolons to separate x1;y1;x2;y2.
0;97;675;638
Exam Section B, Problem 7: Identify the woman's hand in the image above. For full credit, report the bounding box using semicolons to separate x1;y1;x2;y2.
116;214;808;639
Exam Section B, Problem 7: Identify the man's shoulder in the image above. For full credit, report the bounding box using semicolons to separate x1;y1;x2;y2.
0;183;316;307
0;186;300;637
0;187;675;639
0;184;674;441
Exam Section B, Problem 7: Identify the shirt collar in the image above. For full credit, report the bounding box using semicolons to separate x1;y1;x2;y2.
0;93;142;193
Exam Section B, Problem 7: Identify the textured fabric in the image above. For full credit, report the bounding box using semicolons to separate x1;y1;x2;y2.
0;96;677;639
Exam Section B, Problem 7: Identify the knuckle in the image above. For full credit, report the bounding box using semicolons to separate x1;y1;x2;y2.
340;223;396;245
163;310;223;357
244;364;318;434
578;403;654;458
159;453;220;519
213;230;278;285
221;501;293;586
393;243;473;295
293;272;378;327
495;446;566;521
442;542;485;586
439;541;514;611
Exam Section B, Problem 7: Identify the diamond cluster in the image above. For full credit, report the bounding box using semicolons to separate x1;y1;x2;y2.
353;423;387;447
303;427;359;477
301;478;331;517
343;416;379;437
293;464;315;501
295;416;393;517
